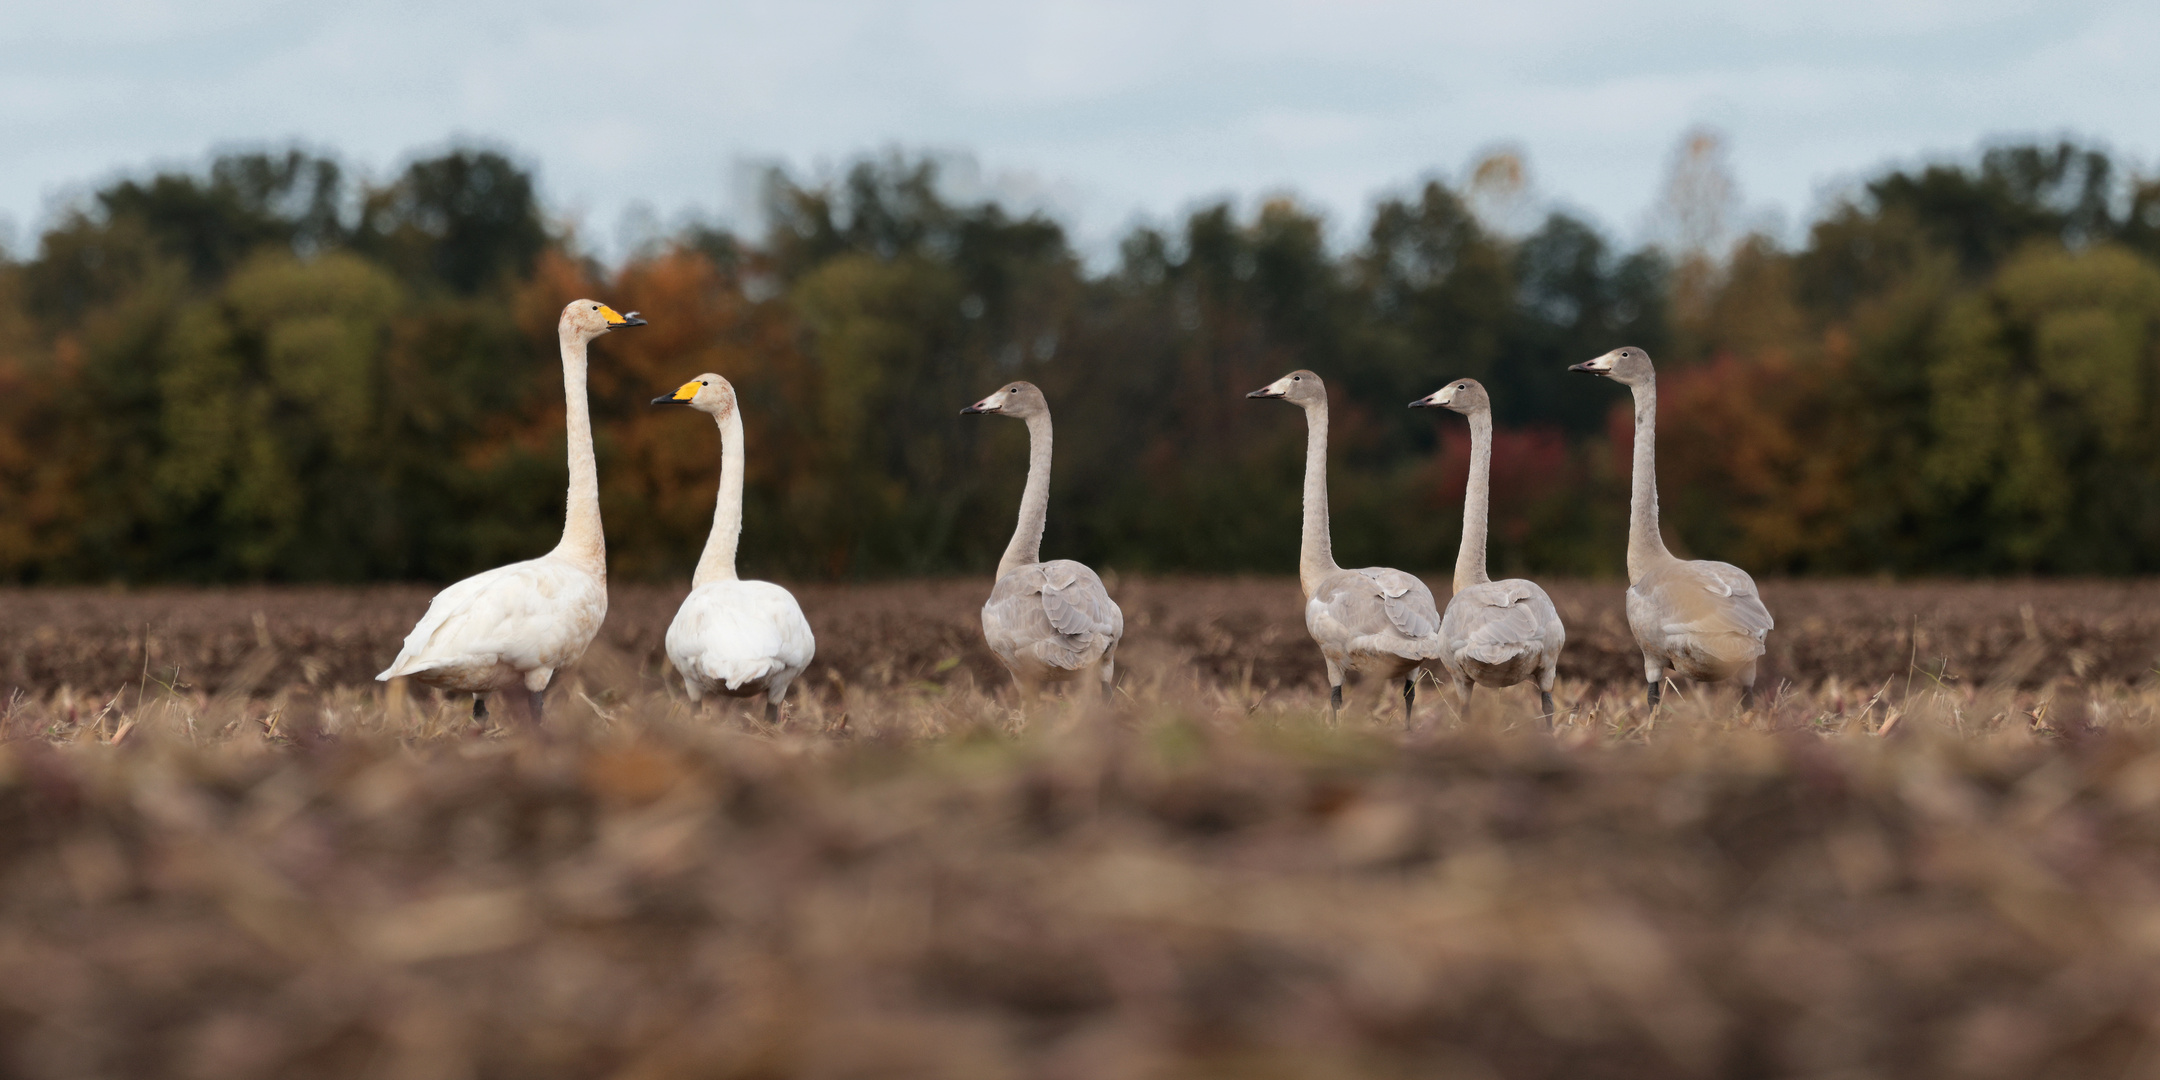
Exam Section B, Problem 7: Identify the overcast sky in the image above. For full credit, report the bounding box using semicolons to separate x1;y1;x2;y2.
5;0;2156;262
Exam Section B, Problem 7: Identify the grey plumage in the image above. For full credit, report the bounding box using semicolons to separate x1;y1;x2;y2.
1412;378;1566;726
1571;348;1773;708
1250;369;1446;725
963;382;1124;700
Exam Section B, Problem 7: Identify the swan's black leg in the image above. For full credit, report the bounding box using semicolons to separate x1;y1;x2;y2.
1402;678;1416;725
527;689;547;729
1540;690;1555;726
764;700;781;726
1647;680;1661;709
473;694;488;721
1329;683;1343;722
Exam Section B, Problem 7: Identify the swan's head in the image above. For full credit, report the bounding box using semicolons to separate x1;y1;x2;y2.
651;372;737;417
1569;346;1653;386
1410;377;1489;415
961;380;1048;419
1246;369;1325;407
560;299;647;341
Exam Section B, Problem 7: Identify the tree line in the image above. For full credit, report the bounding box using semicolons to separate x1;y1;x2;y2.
2;140;2158;583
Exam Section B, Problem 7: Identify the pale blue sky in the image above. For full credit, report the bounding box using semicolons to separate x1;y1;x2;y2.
4;0;2155;261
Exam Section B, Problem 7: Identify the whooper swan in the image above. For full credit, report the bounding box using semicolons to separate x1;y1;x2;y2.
1410;378;1566;725
962;381;1124;700
1248;370;1445;724
1570;347;1773;708
376;300;644;727
651;374;815;724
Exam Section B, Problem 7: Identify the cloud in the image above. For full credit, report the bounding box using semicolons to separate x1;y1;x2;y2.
2;0;2153;261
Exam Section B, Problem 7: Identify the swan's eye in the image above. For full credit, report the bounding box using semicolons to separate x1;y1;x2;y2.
700;381;708;386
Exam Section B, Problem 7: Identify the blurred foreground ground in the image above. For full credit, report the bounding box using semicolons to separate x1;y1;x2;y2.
1;579;2158;1077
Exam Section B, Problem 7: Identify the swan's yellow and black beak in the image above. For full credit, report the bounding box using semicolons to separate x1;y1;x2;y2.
651;380;700;406
601;305;648;329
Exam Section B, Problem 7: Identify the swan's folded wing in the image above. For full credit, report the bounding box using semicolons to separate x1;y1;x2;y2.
1309;569;1446;660
1039;561;1123;668
378;562;541;679
1443;580;1553;664
1358;567;1443;640
1643;561;1774;641
981;561;1123;672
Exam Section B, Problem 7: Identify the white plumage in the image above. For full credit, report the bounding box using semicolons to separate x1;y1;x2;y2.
652;373;816;723
667;580;815;703
378;299;643;728
379;558;609;694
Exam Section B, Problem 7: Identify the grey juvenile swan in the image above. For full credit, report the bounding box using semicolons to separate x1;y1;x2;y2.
377;300;645;728
1570;347;1773;707
1411;378;1566;724
1249;370;1445;723
962;381;1124;700
652;374;816;724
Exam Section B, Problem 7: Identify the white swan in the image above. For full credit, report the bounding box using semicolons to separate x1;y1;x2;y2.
652;374;816;723
1410;378;1566;725
962;381;1124;700
377;300;643;727
1248;370;1446;724
1571;347;1773;708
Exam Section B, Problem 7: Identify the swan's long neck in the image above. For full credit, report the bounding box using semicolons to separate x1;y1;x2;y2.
1626;378;1674;582
1298;398;1340;597
996;412;1053;582
693;407;745;588
1454;408;1494;595
551;330;606;577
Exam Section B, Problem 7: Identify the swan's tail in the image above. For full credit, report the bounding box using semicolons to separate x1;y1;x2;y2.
1461;639;1535;666
706;657;788;692
1357;632;1451;662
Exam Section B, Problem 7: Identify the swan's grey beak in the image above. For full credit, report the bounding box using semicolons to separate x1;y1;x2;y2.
960;402;990;415
1409;394;1435;408
1568;361;1606;375
1246;387;1283;399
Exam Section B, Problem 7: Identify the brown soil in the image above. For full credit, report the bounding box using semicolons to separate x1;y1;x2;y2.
3;577;2156;699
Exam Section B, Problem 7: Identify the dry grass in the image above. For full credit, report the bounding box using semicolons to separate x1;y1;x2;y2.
2;578;2160;1077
